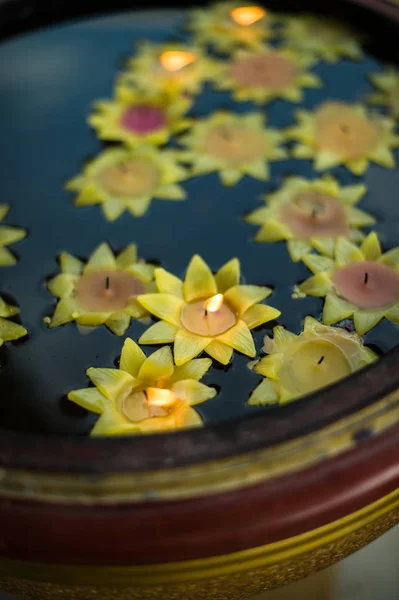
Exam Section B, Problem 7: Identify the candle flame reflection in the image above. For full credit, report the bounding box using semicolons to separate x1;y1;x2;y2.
146;388;176;407
160;51;197;72
230;6;266;26
205;293;224;313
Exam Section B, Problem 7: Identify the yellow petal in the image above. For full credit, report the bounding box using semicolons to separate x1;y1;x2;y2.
241;304;281;329
85;243;116;272
155;268;184;297
217;320;256;357
0;204;10;221
120;338;146;377
255;221;291;243
102;198;125;222
220;168;243;187
49;298;77;328
287;239;312;262
139;321;178;344
302;254;334;274
137;294;183;326
127;197;152;217
215;258;240;293
272;326;297;348
174;329;211;365
76;312;110;327
335;237;363;266
0;226;26;246
311;237;335;257
380;248;399;268
138;346;175;382
173;403;203;430
205;340;233;365
386;303;399;323
224;285;272;316
353;310;384;335
91;409;132;437
360;232;382;261
130;263;155;284
0;318;27;343
0;299;18;318
183;255;217;302
314;150;342;171
347;207;375;228
245;206;271;226
0;247;16;266
60;252;83;275
47;274;77;298
323;293;355;325
172;380;217;406
87;368;134;403
116;245;138;269
171;358;213;383
106;313;131;336
248;379;279;406
304;316;325;333
298;272;332;297
68;388;105;414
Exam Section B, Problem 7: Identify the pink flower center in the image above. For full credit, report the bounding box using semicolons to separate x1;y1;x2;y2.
121;105;167;134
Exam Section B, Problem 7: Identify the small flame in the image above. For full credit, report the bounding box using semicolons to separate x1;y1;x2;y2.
146;388;176;408
204;293;224;314
230;6;266;26
160;51;197;72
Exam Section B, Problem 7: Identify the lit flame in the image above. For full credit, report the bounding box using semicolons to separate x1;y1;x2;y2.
230;6;266;26
146;388;176;408
204;294;224;314
160;51;197;72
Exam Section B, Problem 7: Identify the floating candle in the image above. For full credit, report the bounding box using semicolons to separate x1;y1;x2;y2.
88;85;192;148
245;176;374;261
66;146;188;221
179;111;286;186
369;67;399;119
248;317;377;405
68;340;216;436
0;204;27;267
287;101;399;174
138;255;280;365
160;50;197;72
214;48;321;104
297;232;399;334
0;296;27;347
46;243;155;336
230;6;266;26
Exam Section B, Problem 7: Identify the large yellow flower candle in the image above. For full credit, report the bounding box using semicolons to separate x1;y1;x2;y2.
0;204;27;267
0;297;27;347
46;243;155;335
138;255;281;365
248;317;377;406
68;339;216;436
297;232;399;335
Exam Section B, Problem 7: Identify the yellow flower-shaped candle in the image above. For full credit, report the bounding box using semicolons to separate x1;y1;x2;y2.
138;255;281;365
188;2;272;53
213;47;321;104
66;147;188;221
88;85;191;148
68;339;216;436
369;67;399;119
0;297;27;347
179;112;286;186
46;243;155;335
248;317;377;406
297;232;399;334
0;205;27;267
282;15;363;63
245;176;375;261
287;101;399;175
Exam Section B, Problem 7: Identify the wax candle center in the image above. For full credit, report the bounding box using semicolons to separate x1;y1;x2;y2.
97;159;160;198
279;339;352;397
203;125;267;166
75;271;144;312
120;105;167;134
332;261;399;310
230;53;297;89
181;295;237;336
160;51;197;72
122;389;172;422
230;6;266;26
281;191;348;239
314;103;381;161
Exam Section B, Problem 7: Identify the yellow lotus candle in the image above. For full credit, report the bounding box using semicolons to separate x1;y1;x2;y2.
297;232;399;335
68;339;216;436
245;176;375;261
137;255;281;365
0;297;27;347
66;147;188;221
88;85;191;148
286;101;399;175
248;317;377;406
214;47;321;104
179;111;286;186
46;243;155;335
369;67;399;119
0;204;27;267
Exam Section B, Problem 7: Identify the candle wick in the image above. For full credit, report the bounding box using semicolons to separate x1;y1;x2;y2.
317;356;325;365
340;124;350;134
106;277;110;290
204;309;208;318
311;208;318;219
364;272;368;285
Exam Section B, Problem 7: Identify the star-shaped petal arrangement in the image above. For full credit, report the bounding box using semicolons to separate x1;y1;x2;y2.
0;296;28;347
368;67;399;119
286;101;399;175
245;176;375;262
281;14;363;63
0;204;27;267
248;317;377;406
296;232;399;335
179;111;286;186
66;146;188;221
137;255;281;365
88;84;192;148
68;339;216;436
187;1;274;53
213;46;321;105
46;243;155;336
